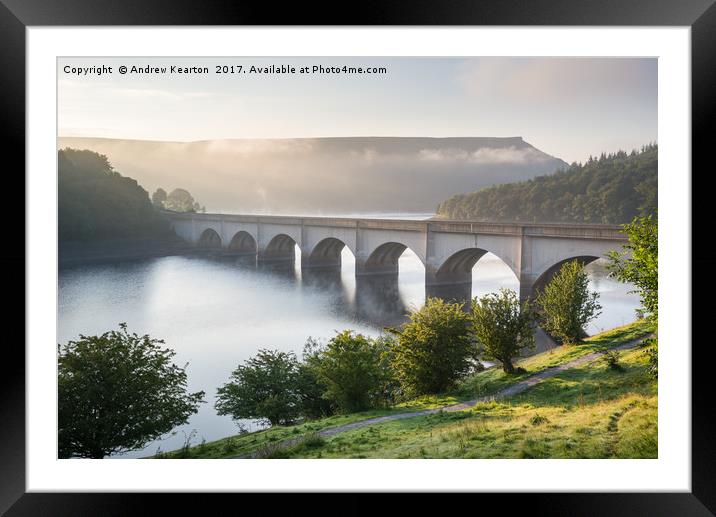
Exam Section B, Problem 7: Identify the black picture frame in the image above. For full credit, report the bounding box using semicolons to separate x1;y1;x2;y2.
2;0;713;514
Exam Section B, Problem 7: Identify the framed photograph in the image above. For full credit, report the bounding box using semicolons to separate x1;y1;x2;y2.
4;0;714;513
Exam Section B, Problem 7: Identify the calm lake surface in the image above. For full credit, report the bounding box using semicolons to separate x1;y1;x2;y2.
58;215;641;458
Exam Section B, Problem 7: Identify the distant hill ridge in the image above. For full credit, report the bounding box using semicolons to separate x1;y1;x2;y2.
57;136;568;214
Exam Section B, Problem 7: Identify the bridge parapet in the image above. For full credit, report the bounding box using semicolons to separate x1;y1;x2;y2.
302;217;359;228
429;221;523;236
357;219;427;232
522;224;626;240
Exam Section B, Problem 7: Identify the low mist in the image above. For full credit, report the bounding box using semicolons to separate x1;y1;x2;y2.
57;136;568;214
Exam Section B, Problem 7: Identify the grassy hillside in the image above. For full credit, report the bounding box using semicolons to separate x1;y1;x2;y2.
283;346;656;459
152;319;656;459
437;144;657;224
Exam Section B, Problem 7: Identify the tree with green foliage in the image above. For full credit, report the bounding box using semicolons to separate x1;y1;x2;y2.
58;148;172;241
215;350;302;426
387;298;476;396
606;215;658;320
607;214;658;377
164;188;205;213
58;324;205;458
152;187;167;209
470;289;535;373
296;339;335;419
535;260;602;345
303;331;393;413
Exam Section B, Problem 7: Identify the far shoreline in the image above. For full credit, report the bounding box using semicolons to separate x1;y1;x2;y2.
58;237;199;268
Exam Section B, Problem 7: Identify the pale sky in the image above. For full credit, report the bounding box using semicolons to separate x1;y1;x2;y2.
58;57;657;164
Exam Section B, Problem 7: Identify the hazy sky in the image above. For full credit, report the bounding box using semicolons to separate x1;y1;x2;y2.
58;57;657;164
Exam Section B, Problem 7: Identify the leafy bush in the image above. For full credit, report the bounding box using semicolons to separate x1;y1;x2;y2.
303;331;394;412
530;414;549;426
535;260;602;345
607;215;657;378
296;341;335;419
470;288;535;373
215;349;302;426
388;298;476;396
301;432;326;449
606;215;658;321
603;349;623;371
58;323;205;458
641;338;658;379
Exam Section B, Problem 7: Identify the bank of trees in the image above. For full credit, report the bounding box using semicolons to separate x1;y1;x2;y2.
58;148;172;241
152;187;205;213
437;144;657;224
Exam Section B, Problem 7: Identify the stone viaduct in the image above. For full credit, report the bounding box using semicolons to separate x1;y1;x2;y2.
165;211;629;303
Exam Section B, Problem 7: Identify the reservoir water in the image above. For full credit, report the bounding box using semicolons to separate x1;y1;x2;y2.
58;217;641;458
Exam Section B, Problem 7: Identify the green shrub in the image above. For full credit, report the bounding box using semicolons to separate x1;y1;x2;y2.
606;215;658;321
603;349;623;371
304;331;394;412
301;432;325;449
471;288;535;373
296;345;336;419
642;339;658;379
215;349;302;426
530;414;549;426
535;260;602;345
388;298;476;396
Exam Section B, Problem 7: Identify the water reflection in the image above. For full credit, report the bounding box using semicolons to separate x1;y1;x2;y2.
300;268;353;317
354;275;409;328
58;250;640;458
425;283;473;305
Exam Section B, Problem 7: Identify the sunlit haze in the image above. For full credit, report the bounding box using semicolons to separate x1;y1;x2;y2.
59;57;657;164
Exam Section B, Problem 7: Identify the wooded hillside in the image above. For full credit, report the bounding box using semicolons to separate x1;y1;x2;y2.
59;148;171;241
436;144;657;224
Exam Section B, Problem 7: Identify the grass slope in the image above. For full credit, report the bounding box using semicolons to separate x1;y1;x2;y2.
153;319;656;459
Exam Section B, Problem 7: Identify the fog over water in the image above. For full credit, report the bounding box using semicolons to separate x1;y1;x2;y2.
56;136;568;214
58;229;640;458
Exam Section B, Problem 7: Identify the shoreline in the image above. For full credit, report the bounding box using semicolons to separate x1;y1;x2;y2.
58;237;198;268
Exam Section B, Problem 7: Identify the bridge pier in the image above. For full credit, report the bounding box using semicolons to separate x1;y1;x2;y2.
354;274;407;327
301;256;342;269
425;268;473;304
519;278;537;306
300;238;344;270
257;248;295;266
301;266;345;293
425;281;473;305
257;232;297;266
355;261;398;276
